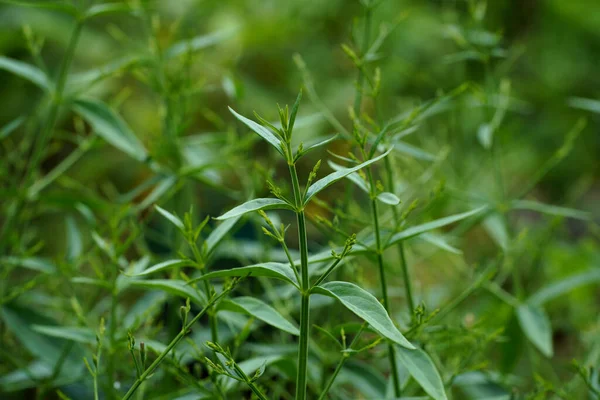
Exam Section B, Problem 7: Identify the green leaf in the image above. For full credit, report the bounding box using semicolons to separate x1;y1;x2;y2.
483;213;509;250
511;200;590;220
0;0;78;14
299;134;338;156
32;325;95;344
188;262;299;288
165;28;238;59
0;56;52;91
1;256;56;273
386;206;486;248
377;192;400;205
305;148;392;204
220;296;299;335
327;160;369;194
419;233;462;254
568;97;600;114
83;3;133;19
392;141;436;161
134;176;177;212
312;281;414;349
396;346;447;400
128;259;192;277
0;116;25;140
128;279;206;305
216;198;295;220
229;107;284;156
65;215;82;262
527;269;600;306
516;304;553;357
73;98;147;161
205;215;241;257
155;205;184;230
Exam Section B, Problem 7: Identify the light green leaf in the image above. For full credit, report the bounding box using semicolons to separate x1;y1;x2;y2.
483;213;509;250
129;259;193;277
305;148;392;204
220;296;299;335
229;107;284;156
377;192;400;205
216;198;294;220
386;206;486;248
396;346;447;400
420;233;462;254
312;281;414;349
0;116;25;140
134;176;177;212
155;205;184;230
0;0;77;14
0;56;52;91
166;28;238;59
188;262;299;288
73;98;147;161
392;141;436;161
1;256;56;273
205;215;241;257
528;269;600;306
129;279;206;305
568;97;600;114
327;160;369;194
516;304;553;357
32;325;95;344
511;200;590;220
65;215;82;262
299;134;338;156
83;3;132;19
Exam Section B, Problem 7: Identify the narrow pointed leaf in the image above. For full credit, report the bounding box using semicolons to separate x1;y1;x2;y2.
511;200;590;220
386;206;486;248
396;346;447;400
393;141;436;161
205;215;241;257
305;148;392;204
483;213;509;250
312;281;414;349
2;256;56;273
128;279;206;305
420;233;462;254
73;98;147;161
528;269;600;306
188;262;299;288
221;296;299;335
166;28;237;59
300;134;338;156
32;325;95;344
155;205;184;230
327;160;369;193
83;3;132;19
129;259;192;277
0;116;25;140
229;107;284;156
216;198;294;220
0;56;52;91
377;192;400;205
516;304;553;357
65;216;82;262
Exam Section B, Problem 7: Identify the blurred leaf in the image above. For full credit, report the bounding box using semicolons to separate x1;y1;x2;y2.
73;98;147;162
134;176;177;212
567;97;600;114
1;0;77;14
216;198;294;220
1;256;56;273
0;116;25;140
205;215;241;257
528;268;600;306
336;360;387;399
128;279;206;305
327;160;369;194
483;213;509;250
396;346;447;400
392;141;436;161
155;205;184;230
229;107;284;156
377;192;400;206
312;281;414;349
516;304;553;357
188;262;299;288
0;56;52;91
128;259;192;277
220;296;299;335
419;233;462;254
83;3;133;19
32;325;95;344
386;206;487;247
305;148;392;204
165;27;238;59
65;215;82;262
511;200;590;220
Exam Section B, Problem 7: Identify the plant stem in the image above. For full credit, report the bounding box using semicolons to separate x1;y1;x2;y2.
121;288;232;400
288;161;311;400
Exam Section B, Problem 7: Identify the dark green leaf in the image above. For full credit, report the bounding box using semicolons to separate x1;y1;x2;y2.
128;279;206;305
32;325;95;344
221;296;299;335
188;262;299;288
396;346;447;400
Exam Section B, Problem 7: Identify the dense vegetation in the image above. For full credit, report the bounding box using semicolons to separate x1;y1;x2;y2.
1;0;599;399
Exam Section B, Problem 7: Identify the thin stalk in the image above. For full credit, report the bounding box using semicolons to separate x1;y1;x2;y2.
121;288;232;400
288;160;311;400
232;361;269;400
366;165;401;397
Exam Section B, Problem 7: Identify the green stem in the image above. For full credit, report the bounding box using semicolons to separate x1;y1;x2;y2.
121;288;232;400
289;161;311;400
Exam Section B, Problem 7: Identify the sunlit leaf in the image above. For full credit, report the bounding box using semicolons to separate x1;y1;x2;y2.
0;56;52;91
229;107;284;156
216;198;294;220
155;205;184;230
128;259;193;277
312;281;414;349
377;192;400;205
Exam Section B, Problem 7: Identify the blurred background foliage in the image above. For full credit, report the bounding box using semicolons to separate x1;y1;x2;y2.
0;0;599;398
